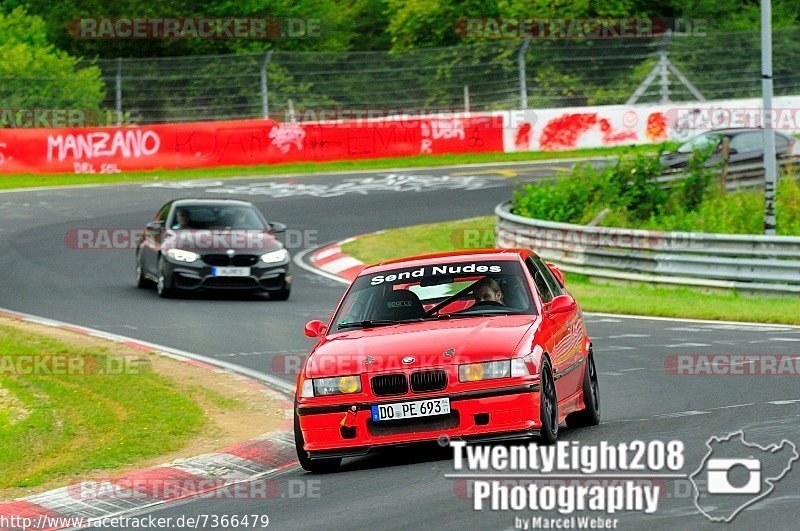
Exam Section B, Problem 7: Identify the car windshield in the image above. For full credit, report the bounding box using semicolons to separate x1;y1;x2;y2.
676;132;722;154
332;259;536;331
169;205;267;230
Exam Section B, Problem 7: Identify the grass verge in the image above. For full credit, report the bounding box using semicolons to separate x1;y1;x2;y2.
0;144;662;191
340;217;800;325
0;317;283;498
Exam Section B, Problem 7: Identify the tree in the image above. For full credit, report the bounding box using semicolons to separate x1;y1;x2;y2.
0;7;104;115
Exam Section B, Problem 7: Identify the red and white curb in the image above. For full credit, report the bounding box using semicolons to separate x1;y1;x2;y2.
0;308;299;531
305;237;365;282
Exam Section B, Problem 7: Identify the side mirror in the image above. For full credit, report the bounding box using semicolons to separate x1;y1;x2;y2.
304;320;328;338
146;220;164;230
268;221;287;234
546;262;565;286
545;294;576;316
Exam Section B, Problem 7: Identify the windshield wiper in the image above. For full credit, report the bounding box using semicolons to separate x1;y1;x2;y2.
337;319;405;329
430;311;529;319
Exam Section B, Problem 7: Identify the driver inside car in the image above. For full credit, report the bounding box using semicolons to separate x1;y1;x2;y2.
471;277;505;305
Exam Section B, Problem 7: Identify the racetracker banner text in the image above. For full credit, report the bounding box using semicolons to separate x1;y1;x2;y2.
0;115;503;174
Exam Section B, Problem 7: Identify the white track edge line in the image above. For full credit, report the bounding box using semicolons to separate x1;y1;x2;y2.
0;307;296;393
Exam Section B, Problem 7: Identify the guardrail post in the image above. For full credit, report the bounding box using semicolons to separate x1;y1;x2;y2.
260;51;274;120
518;38;531;109
115;58;122;126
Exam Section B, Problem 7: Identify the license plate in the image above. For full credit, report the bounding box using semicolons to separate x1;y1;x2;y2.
371;397;450;422
211;267;250;277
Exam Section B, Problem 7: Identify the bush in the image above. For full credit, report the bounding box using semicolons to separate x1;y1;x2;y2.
511;147;800;235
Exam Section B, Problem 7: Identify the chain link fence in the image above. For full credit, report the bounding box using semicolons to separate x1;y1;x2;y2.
3;28;800;125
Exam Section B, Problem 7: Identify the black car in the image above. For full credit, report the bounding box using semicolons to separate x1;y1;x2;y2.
660;128;798;170
135;199;291;299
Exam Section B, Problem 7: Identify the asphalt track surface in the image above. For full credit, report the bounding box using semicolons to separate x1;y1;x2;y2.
2;159;800;530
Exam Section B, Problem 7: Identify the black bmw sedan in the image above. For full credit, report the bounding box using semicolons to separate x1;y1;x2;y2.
135;199;291;299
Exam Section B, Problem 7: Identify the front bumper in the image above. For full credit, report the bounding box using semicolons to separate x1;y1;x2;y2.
163;258;291;292
297;384;540;458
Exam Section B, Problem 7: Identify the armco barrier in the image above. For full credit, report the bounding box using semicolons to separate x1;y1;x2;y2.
0;114;503;174
495;202;800;294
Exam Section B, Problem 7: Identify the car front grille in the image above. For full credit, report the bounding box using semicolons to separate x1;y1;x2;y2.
368;411;459;436
410;370;447;393
202;254;259;266
371;374;408;396
203;277;258;288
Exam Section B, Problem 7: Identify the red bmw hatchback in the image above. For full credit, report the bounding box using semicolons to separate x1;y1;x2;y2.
295;249;599;472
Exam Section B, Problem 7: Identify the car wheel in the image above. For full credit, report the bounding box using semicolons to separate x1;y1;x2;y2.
156;256;175;299
537;357;558;445
136;253;153;289
270;285;291;301
294;411;341;473
566;350;600;429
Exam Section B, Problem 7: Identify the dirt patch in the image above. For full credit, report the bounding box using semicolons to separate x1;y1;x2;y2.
0;316;287;500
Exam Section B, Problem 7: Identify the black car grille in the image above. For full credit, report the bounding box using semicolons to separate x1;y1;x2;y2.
203;277;258;288
371;374;408;396
410;370;447;393
368;411;459;436
202;254;259;267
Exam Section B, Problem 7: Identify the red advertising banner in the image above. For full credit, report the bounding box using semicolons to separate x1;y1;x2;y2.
0;114;503;174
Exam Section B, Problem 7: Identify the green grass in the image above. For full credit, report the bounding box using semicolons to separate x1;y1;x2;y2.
340;217;800;325
0;325;206;489
0;144;662;191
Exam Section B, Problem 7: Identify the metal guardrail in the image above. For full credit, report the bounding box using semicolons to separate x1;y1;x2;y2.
658;157;799;191
495;201;800;294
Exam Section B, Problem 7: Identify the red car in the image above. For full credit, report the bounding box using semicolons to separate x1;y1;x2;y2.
294;249;599;472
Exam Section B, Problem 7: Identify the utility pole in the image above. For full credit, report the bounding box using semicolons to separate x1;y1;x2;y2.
761;0;778;235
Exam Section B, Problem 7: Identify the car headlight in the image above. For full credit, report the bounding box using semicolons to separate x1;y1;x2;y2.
459;360;511;382
312;375;362;396
261;249;288;263
164;249;199;263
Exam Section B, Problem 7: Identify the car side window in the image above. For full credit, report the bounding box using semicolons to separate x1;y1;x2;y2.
729;132;763;153
526;258;554;303
156;203;171;222
530;256;563;298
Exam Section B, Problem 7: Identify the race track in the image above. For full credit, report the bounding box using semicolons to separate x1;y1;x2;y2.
3;159;800;530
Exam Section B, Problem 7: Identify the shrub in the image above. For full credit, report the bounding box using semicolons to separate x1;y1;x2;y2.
511;146;800;235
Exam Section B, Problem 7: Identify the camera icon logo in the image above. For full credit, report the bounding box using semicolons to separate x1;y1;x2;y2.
706;458;761;494
690;431;798;522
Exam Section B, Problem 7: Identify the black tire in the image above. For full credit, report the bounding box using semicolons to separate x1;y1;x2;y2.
294;411;341;473
270;285;291;301
156;256;175;299
135;253;153;289
566;350;600;429
537;357;558;445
